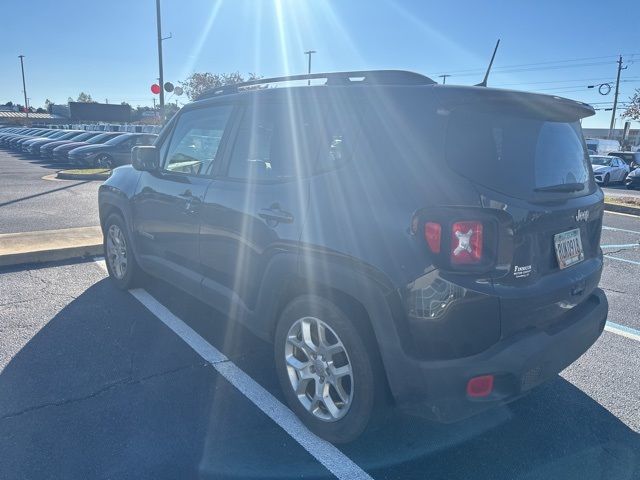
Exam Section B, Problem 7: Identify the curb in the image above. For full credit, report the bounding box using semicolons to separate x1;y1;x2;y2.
0;226;103;268
604;202;640;216
56;172;110;181
0;245;104;267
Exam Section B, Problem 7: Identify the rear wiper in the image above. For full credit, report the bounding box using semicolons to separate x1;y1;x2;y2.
535;183;585;193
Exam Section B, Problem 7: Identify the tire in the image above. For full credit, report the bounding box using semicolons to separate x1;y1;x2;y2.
603;173;610;186
103;213;143;289
274;295;381;443
626;184;635;190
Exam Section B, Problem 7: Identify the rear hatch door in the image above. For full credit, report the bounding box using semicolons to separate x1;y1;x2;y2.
440;88;604;337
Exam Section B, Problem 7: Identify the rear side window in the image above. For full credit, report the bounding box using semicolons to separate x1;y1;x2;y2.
446;109;590;198
227;102;355;181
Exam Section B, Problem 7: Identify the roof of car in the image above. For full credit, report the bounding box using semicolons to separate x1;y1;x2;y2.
189;69;594;119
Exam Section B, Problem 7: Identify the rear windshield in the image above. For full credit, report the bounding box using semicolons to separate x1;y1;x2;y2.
446;108;590;198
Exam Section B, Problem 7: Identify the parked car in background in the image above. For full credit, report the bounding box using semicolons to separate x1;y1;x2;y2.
25;130;85;156
590;155;629;185
51;132;125;162
608;151;640;171
39;131;103;159
624;167;640;190
585;138;620;154
69;133;157;168
11;129;60;150
0;128;46;147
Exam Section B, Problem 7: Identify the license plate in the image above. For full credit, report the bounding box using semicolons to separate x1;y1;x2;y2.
554;228;584;269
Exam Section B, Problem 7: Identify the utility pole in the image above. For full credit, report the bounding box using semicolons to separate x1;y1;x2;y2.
18;55;28;119
304;50;316;85
609;55;626;139
155;0;165;119
438;74;451;85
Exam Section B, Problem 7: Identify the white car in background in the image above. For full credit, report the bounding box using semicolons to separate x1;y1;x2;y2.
590;155;629;186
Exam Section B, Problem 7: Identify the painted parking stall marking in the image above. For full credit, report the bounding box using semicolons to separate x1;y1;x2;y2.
604;255;640;266
604;321;640;343
94;259;373;480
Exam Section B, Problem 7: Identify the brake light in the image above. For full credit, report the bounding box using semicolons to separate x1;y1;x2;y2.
424;222;441;253
451;221;483;264
466;375;494;398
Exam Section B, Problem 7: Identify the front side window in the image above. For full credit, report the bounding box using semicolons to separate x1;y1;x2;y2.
164;105;233;176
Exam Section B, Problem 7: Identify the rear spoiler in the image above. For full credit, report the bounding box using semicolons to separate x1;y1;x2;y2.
434;86;595;121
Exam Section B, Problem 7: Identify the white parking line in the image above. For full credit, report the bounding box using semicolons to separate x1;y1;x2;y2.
94;259;372;480
600;243;640;249
604;210;640;220
602;225;640;235
605;321;640;343
604;255;640;266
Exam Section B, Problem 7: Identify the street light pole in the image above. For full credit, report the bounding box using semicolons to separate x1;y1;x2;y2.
304;50;316;85
155;0;165;119
18;55;29;119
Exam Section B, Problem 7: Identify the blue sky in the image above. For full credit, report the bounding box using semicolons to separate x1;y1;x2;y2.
1;0;639;128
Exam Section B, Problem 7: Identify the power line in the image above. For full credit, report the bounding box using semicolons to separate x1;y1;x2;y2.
429;53;640;76
494;76;640;88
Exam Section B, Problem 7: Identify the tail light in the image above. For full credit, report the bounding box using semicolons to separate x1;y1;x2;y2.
414;206;511;276
451;221;483;264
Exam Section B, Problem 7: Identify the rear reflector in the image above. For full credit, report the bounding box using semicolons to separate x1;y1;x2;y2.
424;222;442;254
466;375;494;397
451;221;483;264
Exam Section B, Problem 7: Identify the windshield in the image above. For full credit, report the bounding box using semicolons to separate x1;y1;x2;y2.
446;108;590;198
70;132;98;141
86;133;118;144
103;134;130;146
591;156;611;166
56;131;82;140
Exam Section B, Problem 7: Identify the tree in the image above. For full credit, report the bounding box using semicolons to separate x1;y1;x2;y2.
76;92;94;103
622;88;640;120
179;72;261;100
4;101;13;107
36;107;47;113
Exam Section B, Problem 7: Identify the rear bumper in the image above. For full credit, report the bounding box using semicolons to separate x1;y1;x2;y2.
392;288;607;422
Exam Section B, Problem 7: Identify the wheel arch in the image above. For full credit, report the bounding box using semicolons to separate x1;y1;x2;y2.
253;252;407;403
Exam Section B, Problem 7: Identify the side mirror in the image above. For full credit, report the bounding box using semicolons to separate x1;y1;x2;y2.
132;146;159;172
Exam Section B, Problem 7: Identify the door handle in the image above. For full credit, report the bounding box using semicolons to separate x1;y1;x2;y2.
258;205;294;225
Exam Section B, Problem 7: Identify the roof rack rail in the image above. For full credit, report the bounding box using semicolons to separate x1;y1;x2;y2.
196;69;436;100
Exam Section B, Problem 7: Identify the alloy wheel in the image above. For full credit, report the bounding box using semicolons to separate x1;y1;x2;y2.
284;316;354;422
106;224;128;279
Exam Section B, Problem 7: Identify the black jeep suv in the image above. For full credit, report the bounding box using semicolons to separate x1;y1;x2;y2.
98;70;608;443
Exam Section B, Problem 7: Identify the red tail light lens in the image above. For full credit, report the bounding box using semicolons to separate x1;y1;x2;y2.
424;222;441;254
451;221;483;264
466;375;494;398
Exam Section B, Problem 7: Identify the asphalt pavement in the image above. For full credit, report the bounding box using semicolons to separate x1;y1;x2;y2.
0;151;99;233
0;211;638;480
